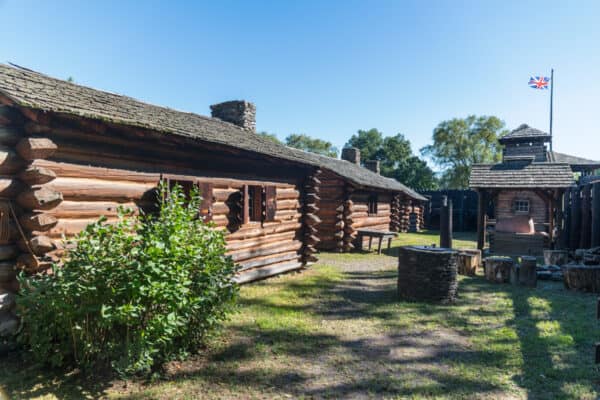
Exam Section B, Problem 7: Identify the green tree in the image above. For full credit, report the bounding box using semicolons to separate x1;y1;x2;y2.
285;133;338;158
344;129;438;191
421;115;507;189
258;131;282;144
345;128;384;161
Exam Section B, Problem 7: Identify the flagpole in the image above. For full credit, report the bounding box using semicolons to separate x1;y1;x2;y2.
549;68;554;152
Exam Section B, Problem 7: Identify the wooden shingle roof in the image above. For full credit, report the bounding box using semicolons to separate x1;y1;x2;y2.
469;161;574;189
548;151;600;170
0;63;426;201
499;124;551;144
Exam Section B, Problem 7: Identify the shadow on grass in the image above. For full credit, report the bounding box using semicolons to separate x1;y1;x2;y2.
506;281;599;399
0;350;114;399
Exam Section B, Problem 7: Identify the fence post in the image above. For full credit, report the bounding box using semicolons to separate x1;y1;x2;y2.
560;189;571;249
570;186;581;250
581;184;592;249
592;183;600;248
440;196;453;248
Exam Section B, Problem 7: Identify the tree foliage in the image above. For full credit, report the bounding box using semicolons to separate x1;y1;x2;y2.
420;115;507;189
258;131;282;144
345;129;438;191
17;183;238;375
285;133;338;158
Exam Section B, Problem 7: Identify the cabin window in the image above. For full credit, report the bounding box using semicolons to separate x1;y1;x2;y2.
368;193;378;215
242;185;277;224
166;178;213;221
514;199;530;214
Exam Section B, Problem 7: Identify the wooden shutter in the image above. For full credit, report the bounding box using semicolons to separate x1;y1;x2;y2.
252;185;263;222
265;186;277;221
197;182;214;222
242;185;249;224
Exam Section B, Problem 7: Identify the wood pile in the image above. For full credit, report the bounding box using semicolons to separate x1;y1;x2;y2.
397;246;458;303
484;256;513;283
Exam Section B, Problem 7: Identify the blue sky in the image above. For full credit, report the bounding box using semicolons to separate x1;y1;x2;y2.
1;0;599;166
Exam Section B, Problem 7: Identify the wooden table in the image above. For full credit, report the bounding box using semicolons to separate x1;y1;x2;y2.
356;229;398;254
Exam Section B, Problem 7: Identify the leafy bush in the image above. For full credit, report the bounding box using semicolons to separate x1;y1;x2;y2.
17;183;238;375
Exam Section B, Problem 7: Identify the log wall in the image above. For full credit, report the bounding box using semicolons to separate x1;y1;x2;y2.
0;107;315;291
496;190;547;230
349;191;393;248
315;170;347;251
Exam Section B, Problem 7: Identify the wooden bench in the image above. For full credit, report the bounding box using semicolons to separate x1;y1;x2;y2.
356;229;398;254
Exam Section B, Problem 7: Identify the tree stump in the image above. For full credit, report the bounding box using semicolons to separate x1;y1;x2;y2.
398;246;458;303
543;250;568;266
563;264;600;292
457;249;481;276
518;256;537;287
510;264;520;285
484;256;513;283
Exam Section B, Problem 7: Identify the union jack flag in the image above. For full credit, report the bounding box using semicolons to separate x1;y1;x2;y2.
529;76;550;89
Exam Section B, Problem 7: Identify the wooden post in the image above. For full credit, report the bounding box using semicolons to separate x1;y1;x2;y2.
477;190;487;250
560;189;571;249
581;184;592;249
549;194;555;248
592;183;600;248
570;186;581;250
519;256;537;287
440;196;453;248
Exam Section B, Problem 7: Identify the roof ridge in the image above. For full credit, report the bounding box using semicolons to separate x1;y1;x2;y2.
0;63;426;200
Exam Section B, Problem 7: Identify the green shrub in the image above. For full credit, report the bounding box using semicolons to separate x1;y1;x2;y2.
17;183;238;375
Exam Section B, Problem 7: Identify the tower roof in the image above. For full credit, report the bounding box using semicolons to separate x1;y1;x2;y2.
499;124;551;144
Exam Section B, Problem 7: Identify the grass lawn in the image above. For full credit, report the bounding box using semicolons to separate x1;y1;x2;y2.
2;231;599;399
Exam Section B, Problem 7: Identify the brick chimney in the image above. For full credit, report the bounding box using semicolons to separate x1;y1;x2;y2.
210;100;256;132
364;160;380;174
341;147;361;165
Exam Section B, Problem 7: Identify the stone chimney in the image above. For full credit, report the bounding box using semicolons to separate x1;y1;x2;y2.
364;160;380;174
210;100;256;132
341;147;361;165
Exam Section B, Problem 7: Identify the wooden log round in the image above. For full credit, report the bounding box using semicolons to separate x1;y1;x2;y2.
543;250;568;266
17;187;63;210
518;256;537;287
562;264;600;293
457;252;478;276
18;165;57;185
16;253;53;273
19;235;56;256
484;256;513;283
19;213;58;232
397;246;458;303
15;137;58;161
304;213;321;226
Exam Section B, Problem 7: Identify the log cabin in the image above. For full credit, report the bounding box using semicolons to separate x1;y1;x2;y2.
469;124;583;256
0;64;426;334
312;147;427;251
